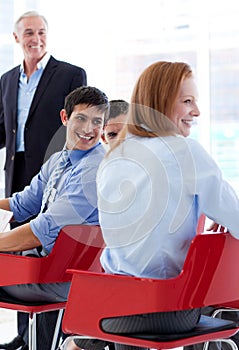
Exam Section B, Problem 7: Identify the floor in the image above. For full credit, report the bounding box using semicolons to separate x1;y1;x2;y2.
0;309;17;343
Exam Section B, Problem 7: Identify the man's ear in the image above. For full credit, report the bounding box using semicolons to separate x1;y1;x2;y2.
13;32;19;43
60;109;68;126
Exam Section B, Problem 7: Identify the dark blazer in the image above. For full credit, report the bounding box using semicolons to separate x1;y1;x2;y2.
0;56;87;197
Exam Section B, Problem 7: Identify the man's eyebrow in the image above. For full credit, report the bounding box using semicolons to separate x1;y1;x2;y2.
74;113;103;120
24;27;46;31
75;112;87;118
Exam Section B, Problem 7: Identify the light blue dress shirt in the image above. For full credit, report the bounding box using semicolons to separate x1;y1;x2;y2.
97;135;239;279
16;53;50;152
9;143;105;254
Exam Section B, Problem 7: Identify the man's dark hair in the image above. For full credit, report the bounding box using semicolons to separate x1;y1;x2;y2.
64;86;109;118
105;99;129;125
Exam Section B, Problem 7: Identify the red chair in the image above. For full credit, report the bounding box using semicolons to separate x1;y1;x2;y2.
202;290;239;350
62;232;239;350
195;216;239;350
195;215;239;350
196;214;206;234
0;224;104;350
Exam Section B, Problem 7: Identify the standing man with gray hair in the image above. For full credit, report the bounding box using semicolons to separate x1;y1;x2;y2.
0;10;87;350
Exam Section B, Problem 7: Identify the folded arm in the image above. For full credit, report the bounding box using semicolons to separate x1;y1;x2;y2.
0;223;42;252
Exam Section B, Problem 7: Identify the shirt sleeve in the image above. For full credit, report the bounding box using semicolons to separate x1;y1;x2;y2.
9;152;57;222
189;139;239;238
30;161;99;254
9;169;45;222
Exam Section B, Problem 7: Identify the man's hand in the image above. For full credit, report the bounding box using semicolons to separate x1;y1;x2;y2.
207;221;229;233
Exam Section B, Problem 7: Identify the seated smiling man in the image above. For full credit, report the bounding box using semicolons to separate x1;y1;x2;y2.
0;86;109;350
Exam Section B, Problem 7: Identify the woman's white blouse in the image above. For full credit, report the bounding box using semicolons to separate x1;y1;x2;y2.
97;135;239;279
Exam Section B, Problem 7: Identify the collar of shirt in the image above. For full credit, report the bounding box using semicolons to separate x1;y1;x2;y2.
67;143;101;165
19;52;51;73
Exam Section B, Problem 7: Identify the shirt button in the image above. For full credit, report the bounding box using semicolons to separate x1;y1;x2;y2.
11;155;14;161
13;129;16;133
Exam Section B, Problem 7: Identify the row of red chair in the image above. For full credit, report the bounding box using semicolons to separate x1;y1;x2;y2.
0;225;104;350
62;228;239;350
0;224;239;350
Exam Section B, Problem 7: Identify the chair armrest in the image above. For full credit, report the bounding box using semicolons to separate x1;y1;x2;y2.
0;253;46;286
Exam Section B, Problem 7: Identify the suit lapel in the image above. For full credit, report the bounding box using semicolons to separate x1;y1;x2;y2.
27;56;58;119
8;67;20;124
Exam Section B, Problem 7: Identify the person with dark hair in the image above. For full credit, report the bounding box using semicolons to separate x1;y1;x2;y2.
102;100;129;146
0;10;87;349
0;86;109;350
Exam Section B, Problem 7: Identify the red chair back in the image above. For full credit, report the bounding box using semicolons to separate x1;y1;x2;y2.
196;214;206;234
0;224;104;286
0;225;104;350
62;232;239;348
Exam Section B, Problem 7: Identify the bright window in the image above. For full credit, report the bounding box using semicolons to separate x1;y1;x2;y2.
0;0;239;195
